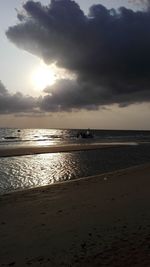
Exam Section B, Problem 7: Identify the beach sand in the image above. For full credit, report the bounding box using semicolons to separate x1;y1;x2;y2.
0;163;150;266
0;142;137;157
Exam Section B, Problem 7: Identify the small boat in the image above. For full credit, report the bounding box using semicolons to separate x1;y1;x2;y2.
4;136;18;140
77;130;94;139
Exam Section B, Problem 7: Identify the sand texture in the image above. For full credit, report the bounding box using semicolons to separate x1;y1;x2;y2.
0;163;150;266
0;142;137;157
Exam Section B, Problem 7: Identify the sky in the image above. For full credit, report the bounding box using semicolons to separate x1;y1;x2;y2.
0;0;150;129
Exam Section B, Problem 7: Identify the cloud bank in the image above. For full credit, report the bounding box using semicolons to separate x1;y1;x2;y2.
0;80;36;114
5;0;150;112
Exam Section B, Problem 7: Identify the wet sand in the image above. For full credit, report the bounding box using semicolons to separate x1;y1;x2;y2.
0;163;150;266
0;142;137;157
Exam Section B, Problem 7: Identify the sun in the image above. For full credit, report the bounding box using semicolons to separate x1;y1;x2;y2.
31;62;57;91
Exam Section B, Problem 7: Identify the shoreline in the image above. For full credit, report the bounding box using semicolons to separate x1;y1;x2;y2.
0;142;138;157
1;163;150;266
0;162;149;197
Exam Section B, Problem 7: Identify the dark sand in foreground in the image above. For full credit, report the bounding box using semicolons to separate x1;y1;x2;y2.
0;163;150;266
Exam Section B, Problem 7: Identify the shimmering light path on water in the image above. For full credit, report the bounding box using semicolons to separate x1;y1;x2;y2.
0;144;150;194
1;128;150;147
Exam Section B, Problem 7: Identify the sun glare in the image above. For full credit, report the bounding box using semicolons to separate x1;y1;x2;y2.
31;61;77;94
31;63;57;91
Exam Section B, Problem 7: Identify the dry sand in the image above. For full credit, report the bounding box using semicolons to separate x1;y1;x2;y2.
0;163;150;266
0;142;137;157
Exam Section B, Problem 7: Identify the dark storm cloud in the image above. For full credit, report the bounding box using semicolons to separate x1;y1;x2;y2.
41;79;101;111
0;81;36;114
6;0;150;111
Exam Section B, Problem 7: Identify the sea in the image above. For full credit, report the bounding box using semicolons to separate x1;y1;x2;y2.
0;128;150;195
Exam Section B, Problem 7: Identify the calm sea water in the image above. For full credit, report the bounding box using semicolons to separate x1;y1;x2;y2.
0;128;150;194
1;128;150;147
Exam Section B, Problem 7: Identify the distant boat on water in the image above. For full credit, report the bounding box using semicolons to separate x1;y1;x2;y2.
77;129;94;139
4;136;18;140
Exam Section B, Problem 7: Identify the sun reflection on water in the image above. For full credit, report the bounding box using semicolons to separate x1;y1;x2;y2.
0;152;82;194
1;143;150;194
